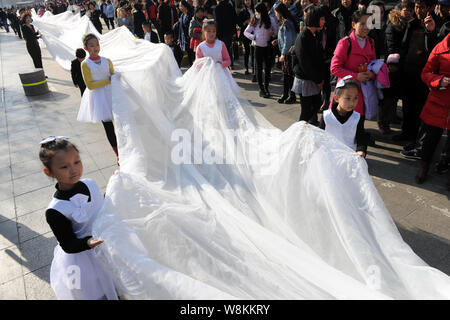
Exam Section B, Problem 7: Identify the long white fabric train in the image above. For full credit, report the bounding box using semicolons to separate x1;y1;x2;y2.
32;11;450;299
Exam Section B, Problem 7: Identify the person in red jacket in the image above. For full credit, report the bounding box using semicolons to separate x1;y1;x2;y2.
415;33;450;187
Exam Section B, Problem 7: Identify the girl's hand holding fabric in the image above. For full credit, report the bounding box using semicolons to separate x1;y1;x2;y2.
88;238;104;248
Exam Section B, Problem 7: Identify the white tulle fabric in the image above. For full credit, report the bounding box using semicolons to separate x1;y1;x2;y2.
33;11;450;299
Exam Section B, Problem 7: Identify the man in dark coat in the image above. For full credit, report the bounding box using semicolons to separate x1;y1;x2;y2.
214;0;237;68
158;0;173;41
332;0;356;40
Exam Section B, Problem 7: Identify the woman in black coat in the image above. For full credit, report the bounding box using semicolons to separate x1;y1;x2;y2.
292;5;326;123
133;3;147;39
88;2;103;34
21;14;43;69
238;0;254;74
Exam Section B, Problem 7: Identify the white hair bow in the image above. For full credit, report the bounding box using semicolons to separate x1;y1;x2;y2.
336;75;353;88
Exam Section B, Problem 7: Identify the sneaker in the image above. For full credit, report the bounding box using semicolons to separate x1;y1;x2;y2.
244;70;250;75
277;95;288;104
400;149;421;160
435;160;449;174
403;142;417;151
285;95;296;104
251;75;257;83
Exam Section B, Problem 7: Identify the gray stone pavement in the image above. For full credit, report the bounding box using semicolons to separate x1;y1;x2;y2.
0;27;449;300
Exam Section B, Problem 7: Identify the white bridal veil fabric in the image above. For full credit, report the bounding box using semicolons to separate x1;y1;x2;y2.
33;11;450;299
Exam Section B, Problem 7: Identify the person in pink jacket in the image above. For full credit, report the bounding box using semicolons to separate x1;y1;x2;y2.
330;10;376;121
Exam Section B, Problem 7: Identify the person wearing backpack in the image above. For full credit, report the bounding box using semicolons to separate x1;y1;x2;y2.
330;9;376;124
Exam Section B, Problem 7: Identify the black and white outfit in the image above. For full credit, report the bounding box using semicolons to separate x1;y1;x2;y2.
292;27;325;122
319;104;368;153
21;24;43;69
46;179;117;300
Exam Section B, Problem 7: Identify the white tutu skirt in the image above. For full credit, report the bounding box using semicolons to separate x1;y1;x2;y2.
77;85;113;123
50;245;118;300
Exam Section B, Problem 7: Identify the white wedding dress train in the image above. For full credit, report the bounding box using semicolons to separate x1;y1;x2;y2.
32;11;450;299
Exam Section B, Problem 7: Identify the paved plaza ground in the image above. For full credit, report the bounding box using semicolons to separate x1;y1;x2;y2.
0;27;449;299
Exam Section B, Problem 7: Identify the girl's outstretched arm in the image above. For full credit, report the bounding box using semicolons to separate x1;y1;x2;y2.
46;209;93;254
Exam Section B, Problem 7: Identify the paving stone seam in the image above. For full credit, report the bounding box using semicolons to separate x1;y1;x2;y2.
19;230;53;247
0;31;24;297
0;262;52;287
2;33;40;299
